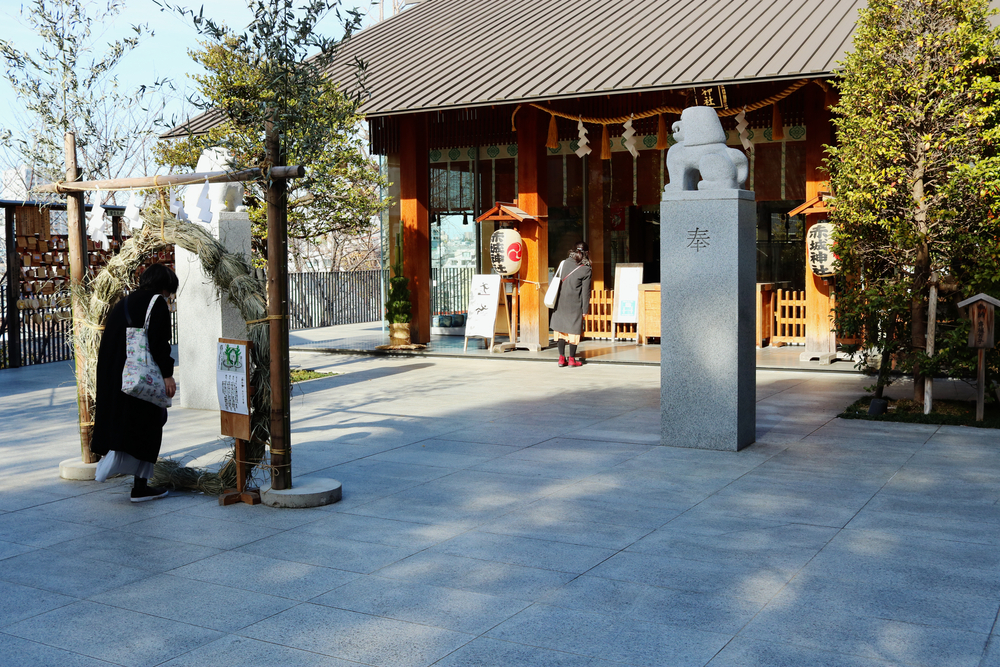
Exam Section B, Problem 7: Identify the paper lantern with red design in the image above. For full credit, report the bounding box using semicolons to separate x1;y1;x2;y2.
489;228;523;276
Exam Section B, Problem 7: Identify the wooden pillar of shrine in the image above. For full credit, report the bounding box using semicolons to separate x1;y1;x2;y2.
399;113;431;344
515;106;549;351
801;84;837;364
586;155;605;289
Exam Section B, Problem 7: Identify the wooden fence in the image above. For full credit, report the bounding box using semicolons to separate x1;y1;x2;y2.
771;289;807;345
583;289;637;340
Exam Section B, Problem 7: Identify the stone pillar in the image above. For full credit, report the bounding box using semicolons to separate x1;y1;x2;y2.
176;211;251;410
660;190;756;451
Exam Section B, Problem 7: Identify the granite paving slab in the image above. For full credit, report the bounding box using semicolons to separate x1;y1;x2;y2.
237;529;417;573
486;603;732;667
0;548;154;598
0;633;118;667
158;635;362;667
311;575;529;634
238;602;473;667
433;636;621;666
739;602;989;667
375;551;578;600
90;573;299;632
3;600;223;667
168;550;359;601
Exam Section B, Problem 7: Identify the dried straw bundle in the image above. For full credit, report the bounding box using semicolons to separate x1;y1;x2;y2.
74;207;271;494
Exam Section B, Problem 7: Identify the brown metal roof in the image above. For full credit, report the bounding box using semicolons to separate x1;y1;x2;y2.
160;108;225;140
163;0;1000;136
329;0;867;117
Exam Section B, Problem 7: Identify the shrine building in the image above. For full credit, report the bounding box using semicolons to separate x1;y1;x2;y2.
320;0;865;359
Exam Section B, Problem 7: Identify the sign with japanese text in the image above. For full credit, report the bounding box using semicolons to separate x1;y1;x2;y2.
464;274;502;340
612;263;643;327
969;302;995;348
806;221;836;277
216;340;249;416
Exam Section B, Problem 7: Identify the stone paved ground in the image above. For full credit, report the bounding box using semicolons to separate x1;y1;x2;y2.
0;352;997;667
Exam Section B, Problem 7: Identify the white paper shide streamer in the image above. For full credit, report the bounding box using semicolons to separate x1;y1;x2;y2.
183;177;214;227
735;108;753;154
622;115;638;158
169;188;187;221
124;191;143;230
86;189;109;246
575;118;591;158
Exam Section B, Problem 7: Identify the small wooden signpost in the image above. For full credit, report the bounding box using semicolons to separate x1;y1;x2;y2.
463;273;511;352
957;293;999;422
216;338;260;505
611;263;643;339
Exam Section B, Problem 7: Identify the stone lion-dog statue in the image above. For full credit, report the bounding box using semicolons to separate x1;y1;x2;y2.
664;107;748;192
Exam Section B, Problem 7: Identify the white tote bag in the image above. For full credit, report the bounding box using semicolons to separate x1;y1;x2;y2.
544;260;565;309
121;294;172;408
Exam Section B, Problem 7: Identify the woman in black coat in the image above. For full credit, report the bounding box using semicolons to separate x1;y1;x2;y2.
549;242;592;367
91;264;178;502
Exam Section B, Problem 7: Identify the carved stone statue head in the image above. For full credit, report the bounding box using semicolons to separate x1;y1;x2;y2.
673;107;728;147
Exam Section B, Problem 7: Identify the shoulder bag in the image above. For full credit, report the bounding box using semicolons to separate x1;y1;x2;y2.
543;260;565;308
121;294;172;408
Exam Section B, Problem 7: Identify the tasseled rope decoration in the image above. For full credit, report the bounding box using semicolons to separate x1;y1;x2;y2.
771;103;785;141
545;113;559;150
655;113;669;150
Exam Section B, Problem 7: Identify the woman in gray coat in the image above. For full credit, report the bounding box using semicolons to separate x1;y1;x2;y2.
550;242;592;367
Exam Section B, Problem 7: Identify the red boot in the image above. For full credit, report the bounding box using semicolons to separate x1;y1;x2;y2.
557;355;568;367
568;356;583;367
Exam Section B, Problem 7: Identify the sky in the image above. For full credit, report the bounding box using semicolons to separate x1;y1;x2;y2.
0;0;380;166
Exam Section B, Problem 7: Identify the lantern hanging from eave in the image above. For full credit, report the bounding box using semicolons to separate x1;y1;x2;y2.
489;227;523;276
806;221;836;277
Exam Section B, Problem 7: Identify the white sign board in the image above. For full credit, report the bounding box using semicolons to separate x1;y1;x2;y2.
465;274;502;340
216;341;249;415
612;263;644;327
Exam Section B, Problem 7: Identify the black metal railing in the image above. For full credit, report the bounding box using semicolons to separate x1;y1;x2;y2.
287;270;386;330
431;267;474;317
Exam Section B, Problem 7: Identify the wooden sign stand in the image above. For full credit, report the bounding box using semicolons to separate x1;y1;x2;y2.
958;294;999;422
217;338;261;506
473;202;541;353
496;276;520;353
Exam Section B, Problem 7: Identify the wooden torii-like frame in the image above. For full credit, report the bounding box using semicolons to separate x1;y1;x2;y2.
35;131;303;491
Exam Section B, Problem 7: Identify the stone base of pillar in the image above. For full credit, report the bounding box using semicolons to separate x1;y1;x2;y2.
660;189;756;452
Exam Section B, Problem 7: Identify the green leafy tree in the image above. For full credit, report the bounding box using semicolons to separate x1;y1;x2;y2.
828;0;1000;406
154;1;387;265
0;0;168;198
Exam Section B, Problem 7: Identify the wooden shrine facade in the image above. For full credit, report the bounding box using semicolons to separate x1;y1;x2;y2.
374;78;837;356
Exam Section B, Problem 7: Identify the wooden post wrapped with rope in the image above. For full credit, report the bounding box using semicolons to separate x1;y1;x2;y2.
266;118;293;491
64;132;98;464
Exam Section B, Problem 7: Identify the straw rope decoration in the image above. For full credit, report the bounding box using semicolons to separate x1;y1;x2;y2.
513;78;815;155
73;205;271;494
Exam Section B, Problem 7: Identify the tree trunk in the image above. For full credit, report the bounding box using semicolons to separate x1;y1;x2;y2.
911;156;930;404
923;273;938;414
875;316;895;399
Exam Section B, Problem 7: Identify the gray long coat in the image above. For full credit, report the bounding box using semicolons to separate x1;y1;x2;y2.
549;259;592;335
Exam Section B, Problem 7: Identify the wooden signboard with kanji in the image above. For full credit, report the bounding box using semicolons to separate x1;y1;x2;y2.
957;294;1000;422
216;338;259;505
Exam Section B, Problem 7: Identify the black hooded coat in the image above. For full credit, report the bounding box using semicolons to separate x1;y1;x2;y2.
91;289;174;463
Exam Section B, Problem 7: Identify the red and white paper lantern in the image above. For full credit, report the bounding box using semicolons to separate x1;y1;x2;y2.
489;228;523;276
